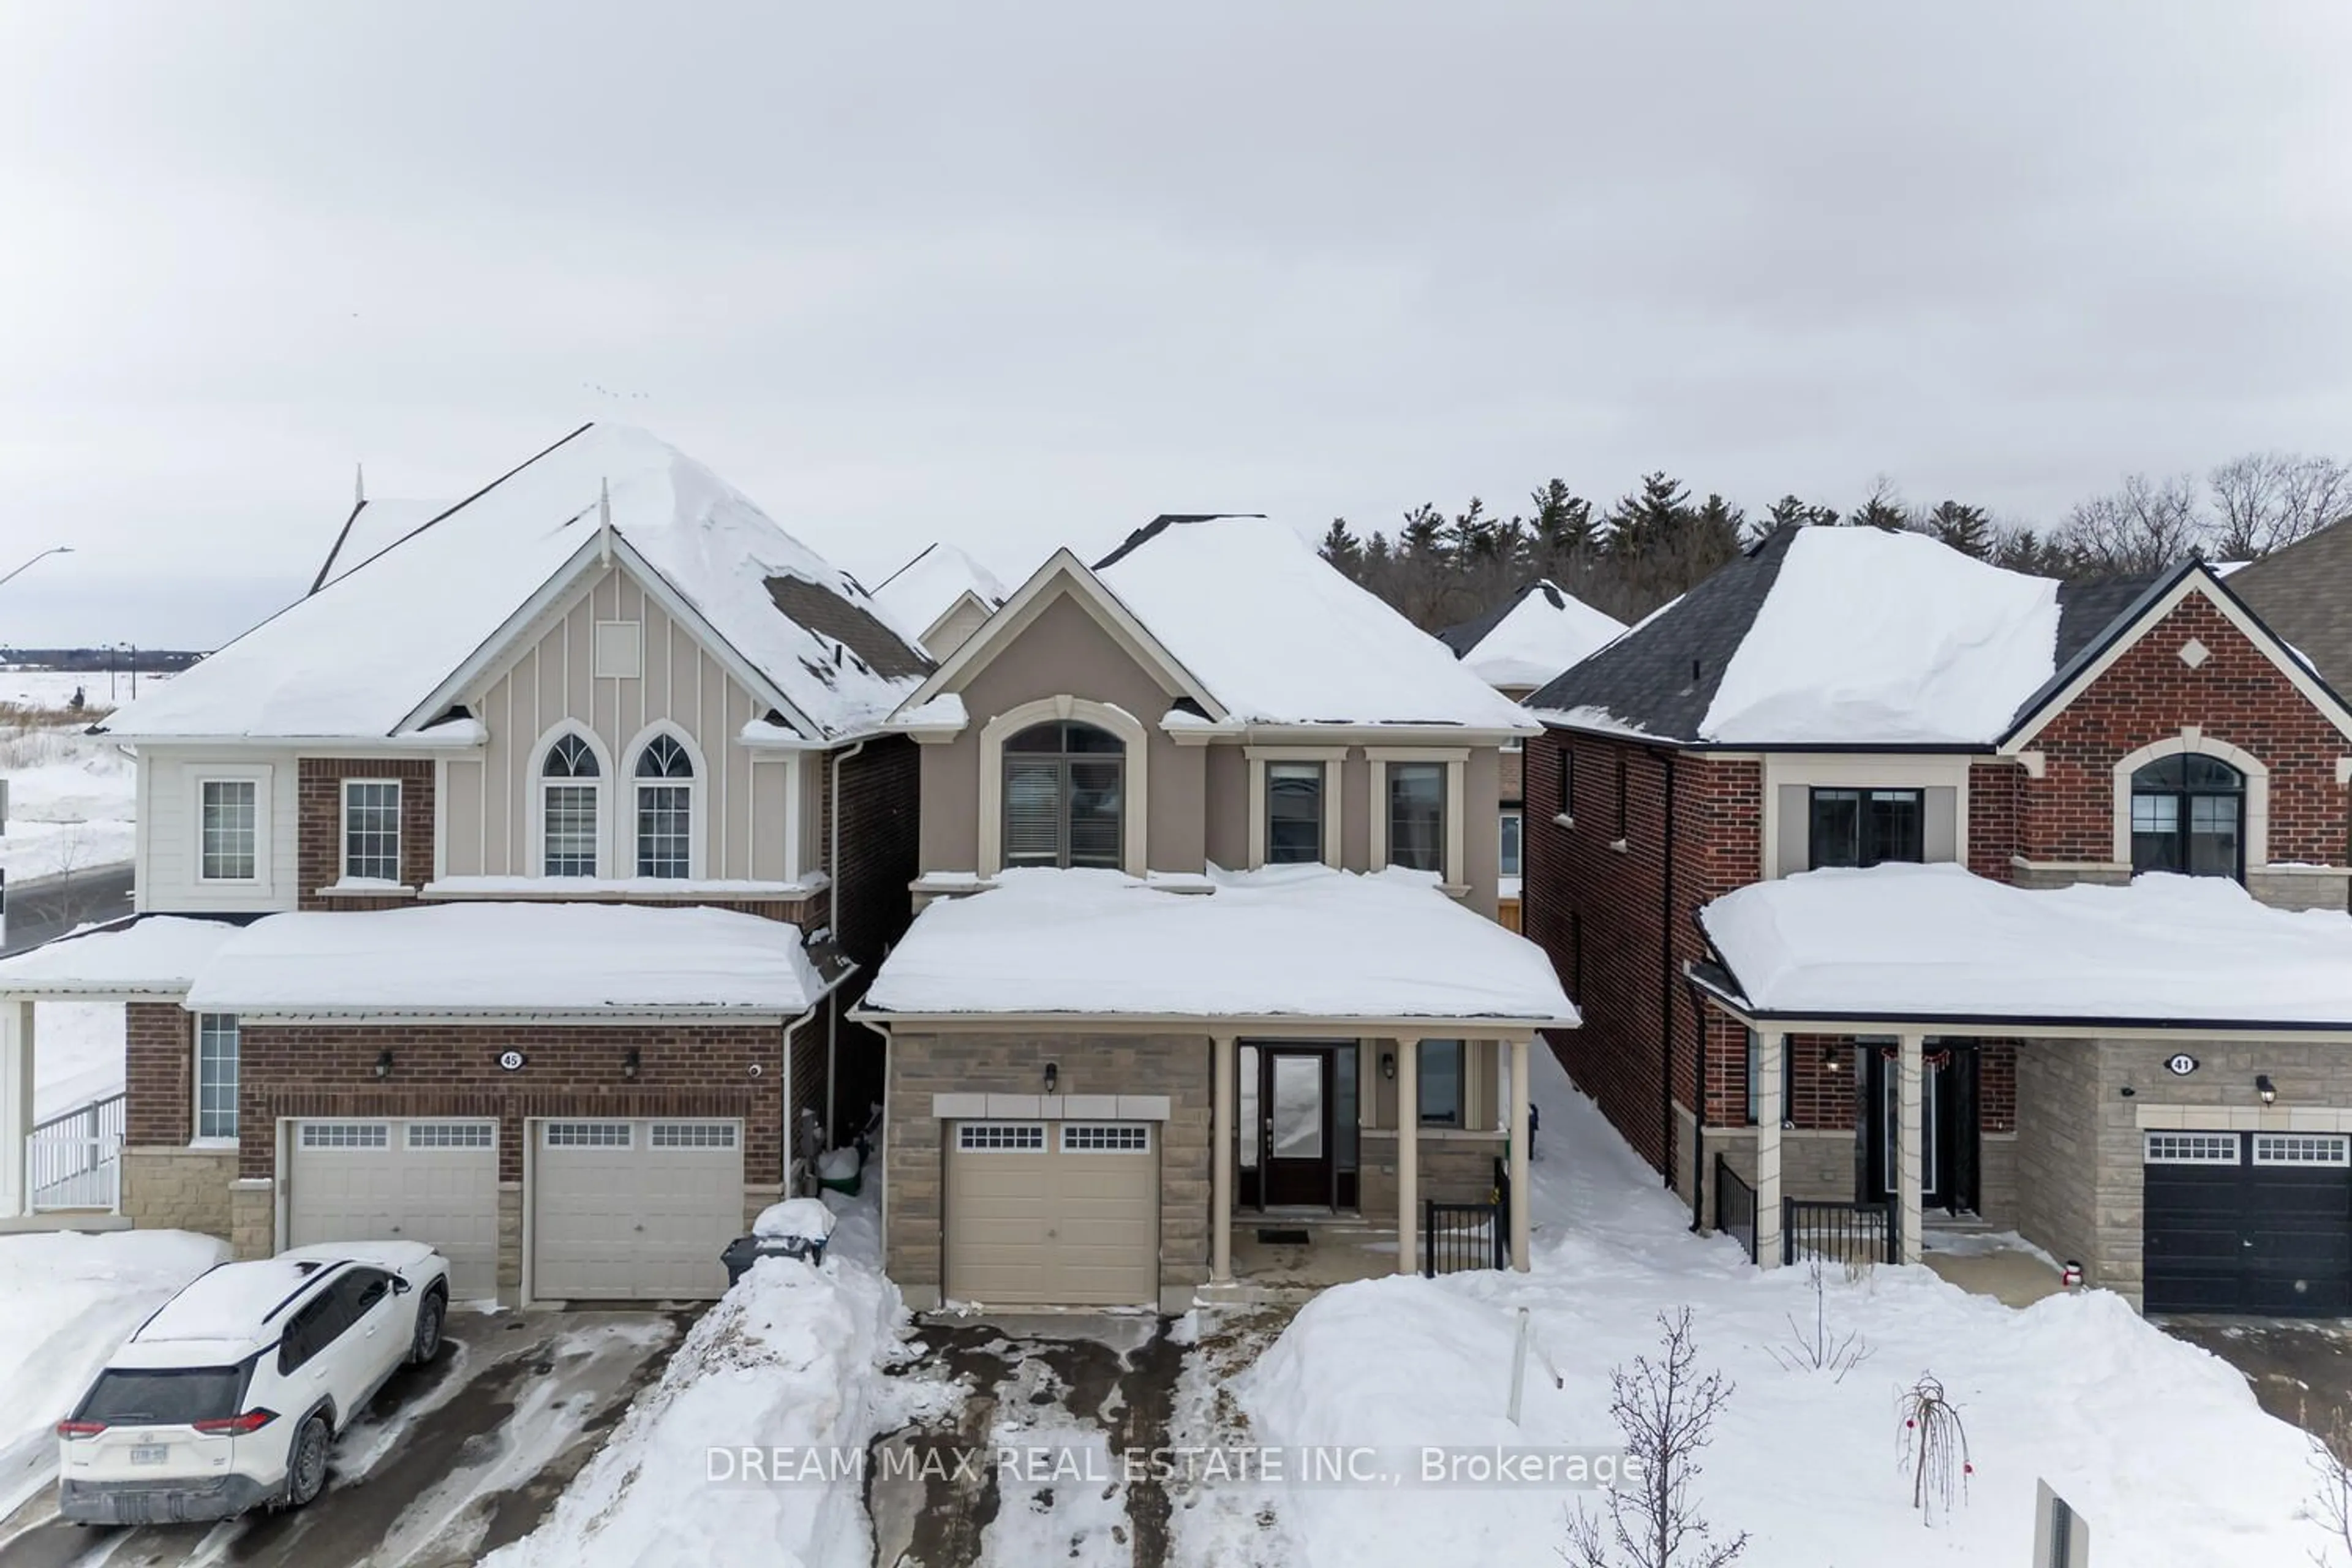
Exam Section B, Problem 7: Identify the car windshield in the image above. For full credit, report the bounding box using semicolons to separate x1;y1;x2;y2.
78;1365;249;1425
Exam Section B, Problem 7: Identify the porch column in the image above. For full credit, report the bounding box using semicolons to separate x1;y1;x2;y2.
1507;1038;1531;1272
1394;1037;1419;1275
0;1000;32;1217
1897;1031;1926;1265
1210;1035;1235;1283
1753;1028;1784;1267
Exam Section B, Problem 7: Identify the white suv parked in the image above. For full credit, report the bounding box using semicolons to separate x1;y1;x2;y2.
57;1240;450;1525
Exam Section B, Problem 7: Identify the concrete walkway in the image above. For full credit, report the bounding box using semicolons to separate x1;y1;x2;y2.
1921;1246;2067;1307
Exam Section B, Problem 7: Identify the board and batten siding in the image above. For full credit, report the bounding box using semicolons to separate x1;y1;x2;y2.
443;564;801;882
136;747;303;913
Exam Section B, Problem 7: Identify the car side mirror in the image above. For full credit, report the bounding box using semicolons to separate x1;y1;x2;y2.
391;1276;412;1295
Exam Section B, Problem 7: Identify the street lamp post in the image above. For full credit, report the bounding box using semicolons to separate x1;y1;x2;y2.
0;546;72;590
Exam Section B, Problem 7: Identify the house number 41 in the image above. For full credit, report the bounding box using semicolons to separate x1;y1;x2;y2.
2165;1053;2199;1077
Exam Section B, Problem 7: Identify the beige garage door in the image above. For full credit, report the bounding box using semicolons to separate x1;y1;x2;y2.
945;1121;1159;1306
532;1119;744;1301
288;1119;500;1300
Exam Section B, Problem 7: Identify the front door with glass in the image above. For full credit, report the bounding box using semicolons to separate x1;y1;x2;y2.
1235;1043;1358;1212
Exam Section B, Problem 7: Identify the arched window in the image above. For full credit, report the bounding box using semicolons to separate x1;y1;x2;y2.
633;734;695;879
1001;720;1124;869
2130;753;2244;879
541;733;602;877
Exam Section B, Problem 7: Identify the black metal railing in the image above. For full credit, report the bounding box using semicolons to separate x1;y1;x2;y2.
1782;1197;1894;1268
1423;1197;1506;1276
1713;1155;1758;1264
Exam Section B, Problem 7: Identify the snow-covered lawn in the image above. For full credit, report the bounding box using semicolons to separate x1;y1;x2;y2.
0;704;137;883
0;1229;229;1517
485;1183;929;1568
1241;1044;2332;1567
34;1000;124;1121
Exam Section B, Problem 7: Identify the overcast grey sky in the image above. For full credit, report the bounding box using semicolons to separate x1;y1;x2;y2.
3;2;2348;647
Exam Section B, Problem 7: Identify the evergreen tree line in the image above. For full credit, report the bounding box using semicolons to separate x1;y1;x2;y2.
1320;450;2352;631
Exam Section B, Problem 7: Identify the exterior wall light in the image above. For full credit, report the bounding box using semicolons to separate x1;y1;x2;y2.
374;1049;393;1080
1044;1062;1058;1092
1381;1050;1397;1081
624;1047;641;1080
2257;1074;2277;1106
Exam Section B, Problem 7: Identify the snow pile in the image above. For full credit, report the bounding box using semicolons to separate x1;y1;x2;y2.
1240;1044;2329;1567
0;914;242;995
753;1198;837;1243
0;1230;229;1515
1702;862;2352;1025
1457;581;1627;691
102;424;922;742
483;1247;913;1568
873;542;1007;644
1097;518;1532;729
0;710;137;881
184;902;824;1016
1703;527;2061;744
865;864;1577;1022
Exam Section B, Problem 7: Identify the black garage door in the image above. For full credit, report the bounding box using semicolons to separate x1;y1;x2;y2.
2144;1131;2352;1316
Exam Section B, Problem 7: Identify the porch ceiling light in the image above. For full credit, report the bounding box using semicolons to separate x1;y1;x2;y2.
373;1049;393;1080
2257;1073;2277;1106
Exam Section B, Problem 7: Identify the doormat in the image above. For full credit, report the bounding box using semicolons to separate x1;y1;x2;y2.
1256;1228;1311;1245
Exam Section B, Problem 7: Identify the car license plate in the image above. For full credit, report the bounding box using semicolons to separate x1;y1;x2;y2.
129;1444;168;1465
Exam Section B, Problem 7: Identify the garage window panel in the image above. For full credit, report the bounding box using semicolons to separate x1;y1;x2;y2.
957;1122;1046;1152
2254;1134;2351;1167
1061;1123;1152;1153
2145;1131;2242;1164
408;1122;495;1150
545;1121;632;1148
649;1122;739;1150
300;1121;390;1149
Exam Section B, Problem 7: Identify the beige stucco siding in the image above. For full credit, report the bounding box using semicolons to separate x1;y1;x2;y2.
1202;745;1246;870
446;565;780;879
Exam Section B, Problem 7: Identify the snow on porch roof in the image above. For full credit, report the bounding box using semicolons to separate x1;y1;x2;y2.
0;915;248;996
1697;862;2352;1031
862;865;1579;1024
182;902;824;1017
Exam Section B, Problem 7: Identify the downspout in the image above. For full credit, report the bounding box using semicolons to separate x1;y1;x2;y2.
863;1014;896;1272
1659;749;1678;1191
826;737;870;1137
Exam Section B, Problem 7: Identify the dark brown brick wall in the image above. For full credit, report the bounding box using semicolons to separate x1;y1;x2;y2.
1967;761;2020;882
126;1002;194;1145
821;735;920;1137
235;1021;786;1185
296;759;435;908
2018;592;2349;867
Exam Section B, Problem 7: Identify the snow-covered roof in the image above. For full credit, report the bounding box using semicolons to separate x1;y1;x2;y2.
183;902;824;1017
0;915;246;996
311;496;455;592
873;543;1008;643
102;424;928;743
1698;862;2352;1029
864;865;1578;1023
1441;581;1627;692
1090;517;1532;729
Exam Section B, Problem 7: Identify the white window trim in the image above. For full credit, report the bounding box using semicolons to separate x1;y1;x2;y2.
531;722;612;880
1759;753;1973;880
2111;728;2270;872
622;722;708;880
956;1121;1048;1152
1499;807;1523;879
192;766;273;890
976;695;1149;876
1366;747;1469;893
1245;745;1348;869
192;1012;239;1146
338;777;404;884
2143;1130;2242;1164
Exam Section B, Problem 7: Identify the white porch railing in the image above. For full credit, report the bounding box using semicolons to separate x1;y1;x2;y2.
28;1091;124;1212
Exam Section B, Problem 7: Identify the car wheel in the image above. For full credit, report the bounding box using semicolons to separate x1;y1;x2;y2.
409;1288;446;1365
285;1414;331;1509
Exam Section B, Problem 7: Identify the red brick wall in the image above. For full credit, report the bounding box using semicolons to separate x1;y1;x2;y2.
1776;1036;2015;1136
235;1021;786;1184
2018;592;2349;865
1523;727;1761;1175
1966;761;2021;881
296;759;435;908
126;1002;194;1145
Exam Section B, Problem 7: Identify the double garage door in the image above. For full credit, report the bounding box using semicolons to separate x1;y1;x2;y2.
945;1120;1159;1306
286;1117;744;1303
2144;1130;2352;1316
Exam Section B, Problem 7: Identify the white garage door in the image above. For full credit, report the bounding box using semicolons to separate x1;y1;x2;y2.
945;1121;1159;1307
532;1119;744;1301
288;1119;500;1300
